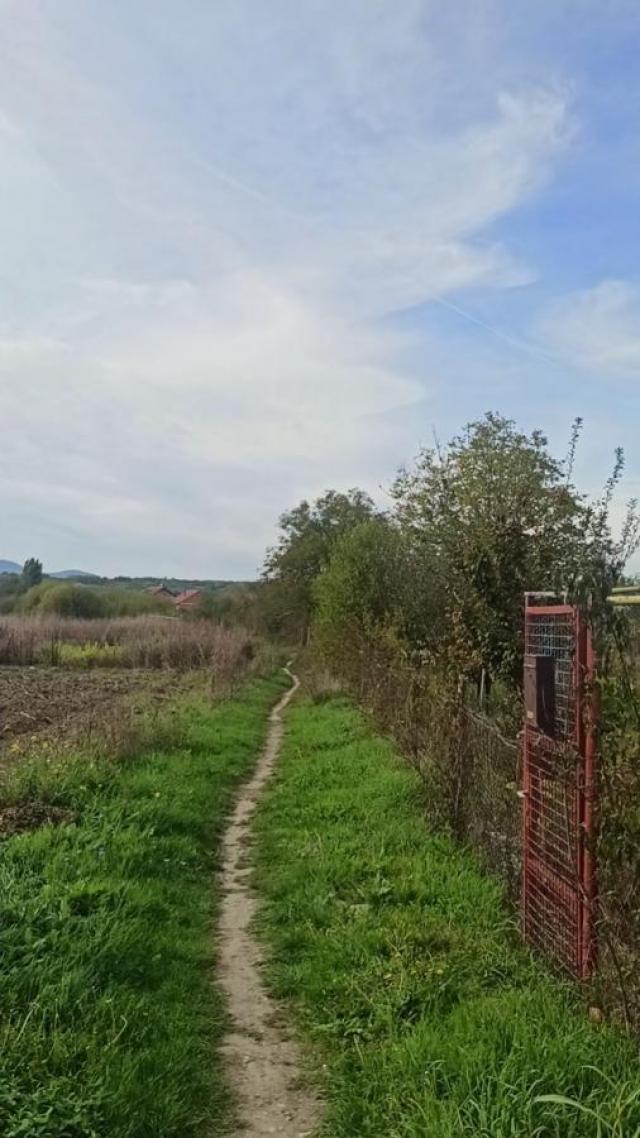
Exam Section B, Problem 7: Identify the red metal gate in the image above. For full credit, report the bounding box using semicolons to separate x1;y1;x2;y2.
522;595;597;980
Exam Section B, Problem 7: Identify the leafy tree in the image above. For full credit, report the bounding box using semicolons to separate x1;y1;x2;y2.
391;413;593;683
313;517;447;659
263;488;378;641
572;446;640;614
314;518;401;649
21;558;43;589
0;573;21;613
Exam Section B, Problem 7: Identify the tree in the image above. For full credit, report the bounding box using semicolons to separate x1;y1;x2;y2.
313;517;446;653
0;573;21;613
22;581;106;617
263;488;378;641
314;519;401;643
21;558;43;589
391;413;591;683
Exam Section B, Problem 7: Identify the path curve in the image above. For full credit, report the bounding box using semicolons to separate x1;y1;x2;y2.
217;666;321;1138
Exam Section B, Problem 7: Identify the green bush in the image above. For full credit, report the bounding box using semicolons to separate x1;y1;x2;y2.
20;583;167;619
22;583;107;618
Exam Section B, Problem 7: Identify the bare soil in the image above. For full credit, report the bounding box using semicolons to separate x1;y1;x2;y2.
217;668;321;1138
0;801;75;836
0;668;134;740
0;666;187;756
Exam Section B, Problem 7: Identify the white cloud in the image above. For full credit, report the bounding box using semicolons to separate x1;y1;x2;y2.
0;275;423;574
0;2;575;574
538;280;640;375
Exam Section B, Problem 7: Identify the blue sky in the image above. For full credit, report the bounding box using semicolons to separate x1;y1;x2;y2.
1;0;639;576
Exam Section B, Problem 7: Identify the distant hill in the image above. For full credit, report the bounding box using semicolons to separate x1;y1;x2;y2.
1;562;100;579
0;561;245;589
50;570;99;580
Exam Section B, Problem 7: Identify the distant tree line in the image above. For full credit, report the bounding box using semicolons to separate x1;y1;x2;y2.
0;561;238;618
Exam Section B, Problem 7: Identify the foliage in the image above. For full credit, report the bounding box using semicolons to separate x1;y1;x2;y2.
263;488;378;641
309;412;638;691
195;582;257;624
313;518;403;658
254;695;640;1137
313;516;450;669
0;574;22;614
18;581;171;619
287;415;639;690
576;445;640;617
391;413;592;682
22;582;108;618
0;674;286;1138
21;558;43;589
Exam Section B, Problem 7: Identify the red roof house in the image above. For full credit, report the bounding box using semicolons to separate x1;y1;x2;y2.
174;589;201;612
145;584;176;600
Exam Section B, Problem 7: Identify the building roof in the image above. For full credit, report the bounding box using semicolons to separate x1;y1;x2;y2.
174;589;201;607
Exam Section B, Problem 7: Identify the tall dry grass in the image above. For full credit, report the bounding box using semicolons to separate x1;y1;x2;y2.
0;614;256;671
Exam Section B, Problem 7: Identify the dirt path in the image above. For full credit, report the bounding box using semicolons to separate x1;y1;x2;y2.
217;667;321;1138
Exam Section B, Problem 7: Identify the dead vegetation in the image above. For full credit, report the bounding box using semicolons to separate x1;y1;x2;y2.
0;614;255;670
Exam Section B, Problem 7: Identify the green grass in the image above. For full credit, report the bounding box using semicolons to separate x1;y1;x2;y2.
254;695;640;1138
0;672;288;1138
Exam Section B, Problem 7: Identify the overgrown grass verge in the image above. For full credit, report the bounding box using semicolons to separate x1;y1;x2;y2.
0;672;288;1138
254;695;640;1137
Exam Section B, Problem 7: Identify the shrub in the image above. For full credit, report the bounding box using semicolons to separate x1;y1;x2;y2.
22;582;107;618
20;583;169;620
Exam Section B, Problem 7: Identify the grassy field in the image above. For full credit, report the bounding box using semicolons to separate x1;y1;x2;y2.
254;695;640;1138
0;672;287;1138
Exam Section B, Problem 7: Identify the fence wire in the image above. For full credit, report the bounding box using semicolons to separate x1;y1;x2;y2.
460;708;521;901
326;618;640;1033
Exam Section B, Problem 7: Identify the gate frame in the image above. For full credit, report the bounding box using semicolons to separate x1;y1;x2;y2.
522;596;598;981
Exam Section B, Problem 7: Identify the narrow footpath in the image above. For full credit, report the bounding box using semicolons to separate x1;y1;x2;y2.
217;667;321;1138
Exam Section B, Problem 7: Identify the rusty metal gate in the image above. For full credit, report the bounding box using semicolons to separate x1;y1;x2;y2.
522;595;597;980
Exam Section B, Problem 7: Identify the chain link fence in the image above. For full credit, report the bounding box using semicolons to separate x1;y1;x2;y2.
315;618;640;1034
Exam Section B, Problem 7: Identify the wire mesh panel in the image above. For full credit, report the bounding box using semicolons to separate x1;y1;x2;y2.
522;598;597;981
462;707;521;902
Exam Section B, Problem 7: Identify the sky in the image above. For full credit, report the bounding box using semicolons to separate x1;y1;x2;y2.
1;0;639;577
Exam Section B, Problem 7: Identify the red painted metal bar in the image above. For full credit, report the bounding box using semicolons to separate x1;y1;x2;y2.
521;725;530;942
581;623;598;979
526;605;574;616
574;607;585;975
